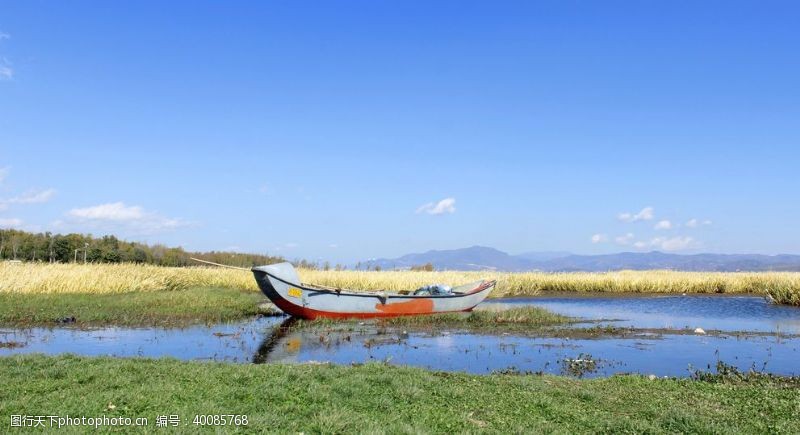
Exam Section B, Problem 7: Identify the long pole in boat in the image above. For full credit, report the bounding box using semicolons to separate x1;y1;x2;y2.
190;257;342;291
189;257;251;271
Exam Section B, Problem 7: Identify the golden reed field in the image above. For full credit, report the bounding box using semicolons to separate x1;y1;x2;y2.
1;262;799;305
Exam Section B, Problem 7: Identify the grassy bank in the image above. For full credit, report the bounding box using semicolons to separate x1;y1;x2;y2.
0;287;270;327
3;262;800;305
0;355;797;433
380;306;572;331
299;306;573;335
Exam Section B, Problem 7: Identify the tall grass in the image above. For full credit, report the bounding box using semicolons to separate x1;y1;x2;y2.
0;262;256;294
300;268;800;304
2;262;799;305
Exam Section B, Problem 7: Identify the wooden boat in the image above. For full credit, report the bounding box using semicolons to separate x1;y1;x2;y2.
252;262;495;319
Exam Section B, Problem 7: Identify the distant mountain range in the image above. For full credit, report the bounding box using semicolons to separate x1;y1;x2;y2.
358;246;800;272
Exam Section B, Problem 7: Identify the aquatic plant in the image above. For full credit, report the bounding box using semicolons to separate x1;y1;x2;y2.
561;353;599;378
690;361;800;387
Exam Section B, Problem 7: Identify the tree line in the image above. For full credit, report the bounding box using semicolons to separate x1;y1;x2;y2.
0;229;285;267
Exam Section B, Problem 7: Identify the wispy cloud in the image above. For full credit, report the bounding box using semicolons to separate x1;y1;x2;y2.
590;233;608;243
686;218;712;228
1;33;14;80
0;188;57;210
0;167;8;185
328;244;338;249
654;220;672;230
591;207;708;250
0;218;22;228
615;233;635;245
618;207;654;222
66;202;189;234
416;197;456;215
0;58;12;80
8;188;56;204
628;236;696;251
650;236;695;251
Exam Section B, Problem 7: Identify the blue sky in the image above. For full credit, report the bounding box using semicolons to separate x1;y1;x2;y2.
1;1;799;262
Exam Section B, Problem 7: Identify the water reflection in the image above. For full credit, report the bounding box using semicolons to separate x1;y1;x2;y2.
252;317;298;364
247;317;800;377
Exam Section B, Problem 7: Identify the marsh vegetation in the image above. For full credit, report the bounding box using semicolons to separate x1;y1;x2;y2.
3;262;800;305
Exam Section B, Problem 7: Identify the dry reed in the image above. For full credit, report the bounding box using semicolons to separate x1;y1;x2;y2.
2;262;798;305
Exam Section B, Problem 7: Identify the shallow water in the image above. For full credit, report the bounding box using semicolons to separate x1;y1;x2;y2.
255;322;799;378
484;294;800;334
1;294;799;377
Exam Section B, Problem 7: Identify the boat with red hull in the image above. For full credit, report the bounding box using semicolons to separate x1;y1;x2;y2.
252;262;495;320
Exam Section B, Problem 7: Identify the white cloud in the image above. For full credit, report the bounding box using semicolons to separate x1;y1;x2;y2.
654;220;672;230
0;167;8;184
590;233;608;243
651;236;694;251
618;207;654;222
0;218;22;228
328;244;338;249
0;32;9;41
416;197;456;215
66;202;188;234
614;233;635;245
284;242;298;248
686;218;712;228
69;202;144;220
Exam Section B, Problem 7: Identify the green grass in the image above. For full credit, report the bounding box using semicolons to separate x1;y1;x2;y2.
0;287;271;327
296;307;572;335
0;355;798;434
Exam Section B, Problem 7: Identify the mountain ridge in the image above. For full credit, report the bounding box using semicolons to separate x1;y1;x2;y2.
358;246;800;272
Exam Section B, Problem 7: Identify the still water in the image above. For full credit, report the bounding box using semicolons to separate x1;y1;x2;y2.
483;294;800;334
2;294;799;378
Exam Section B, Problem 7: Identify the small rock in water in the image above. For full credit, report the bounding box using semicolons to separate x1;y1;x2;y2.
694;327;706;335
